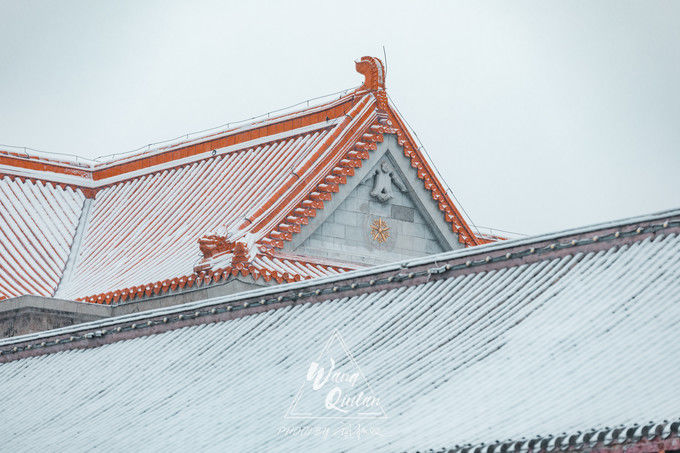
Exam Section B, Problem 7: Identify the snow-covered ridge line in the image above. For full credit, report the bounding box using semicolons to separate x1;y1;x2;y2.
0;146;96;168
93;119;343;187
0;119;343;189
94;91;358;168
0;90;358;170
2;206;677;347
0;164;93;187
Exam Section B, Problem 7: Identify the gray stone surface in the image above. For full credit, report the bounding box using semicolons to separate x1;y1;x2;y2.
0;295;109;338
108;278;267;316
0;277;268;338
391;204;415;222
294;155;447;265
287;134;464;266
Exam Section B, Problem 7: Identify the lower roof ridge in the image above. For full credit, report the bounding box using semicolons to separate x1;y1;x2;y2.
53;197;93;298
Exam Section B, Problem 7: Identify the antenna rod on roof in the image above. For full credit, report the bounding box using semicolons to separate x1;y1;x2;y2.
382;45;388;71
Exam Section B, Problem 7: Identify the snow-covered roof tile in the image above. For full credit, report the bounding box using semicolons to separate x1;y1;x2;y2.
0;176;84;298
0;208;678;451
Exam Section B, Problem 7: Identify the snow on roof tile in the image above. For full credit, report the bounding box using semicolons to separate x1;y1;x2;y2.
0;175;84;298
59;128;337;299
0;56;483;303
0;209;678;451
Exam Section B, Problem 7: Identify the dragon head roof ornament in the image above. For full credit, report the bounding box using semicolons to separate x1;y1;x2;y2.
355;56;388;111
195;230;257;272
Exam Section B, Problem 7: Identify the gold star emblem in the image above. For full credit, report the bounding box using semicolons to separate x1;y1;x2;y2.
370;218;390;243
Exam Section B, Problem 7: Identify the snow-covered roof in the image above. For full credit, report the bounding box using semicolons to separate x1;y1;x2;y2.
0;176;84;298
1;207;678;452
0;56;484;304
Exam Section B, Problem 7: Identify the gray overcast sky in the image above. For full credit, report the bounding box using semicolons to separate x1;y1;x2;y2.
1;1;679;236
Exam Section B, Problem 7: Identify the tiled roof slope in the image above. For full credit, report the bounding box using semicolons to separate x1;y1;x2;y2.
0;56;484;304
0;175;84;299
58;128;348;301
1;208;679;452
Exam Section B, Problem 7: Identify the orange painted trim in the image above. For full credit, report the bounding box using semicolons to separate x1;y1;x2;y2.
245;95;375;235
75;255;356;304
259;107;485;251
261;120;383;251
0;173;94;198
91;98;357;181
385;105;481;247
0;94;360;192
0;155;91;179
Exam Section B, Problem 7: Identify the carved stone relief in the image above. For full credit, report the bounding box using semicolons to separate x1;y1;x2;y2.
364;160;407;203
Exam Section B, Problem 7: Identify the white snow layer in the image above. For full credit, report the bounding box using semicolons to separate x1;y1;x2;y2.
0;232;679;451
41;130;332;299
0;176;84;298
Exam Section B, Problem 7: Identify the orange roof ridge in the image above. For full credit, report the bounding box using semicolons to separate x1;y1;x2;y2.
0;89;358;168
76;249;361;305
0;91;363;192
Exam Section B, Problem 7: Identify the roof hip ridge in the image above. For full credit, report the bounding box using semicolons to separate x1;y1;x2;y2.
53;197;93;298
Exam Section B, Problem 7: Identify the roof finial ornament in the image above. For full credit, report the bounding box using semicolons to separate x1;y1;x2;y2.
355;56;388;110
355;56;386;92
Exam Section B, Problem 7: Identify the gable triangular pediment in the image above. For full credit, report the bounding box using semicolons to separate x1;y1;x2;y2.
286;133;464;266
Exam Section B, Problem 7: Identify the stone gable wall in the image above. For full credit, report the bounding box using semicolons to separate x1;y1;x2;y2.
295;171;447;266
